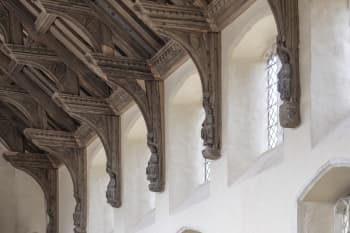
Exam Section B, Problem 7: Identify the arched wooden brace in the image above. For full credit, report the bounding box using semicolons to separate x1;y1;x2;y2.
0;116;24;151
0;83;47;128
92;54;165;192
7;44;80;95
3;152;59;233
2;0;111;98
24;129;87;233
134;1;221;160
39;0;111;54
53;93;122;208
267;0;300;128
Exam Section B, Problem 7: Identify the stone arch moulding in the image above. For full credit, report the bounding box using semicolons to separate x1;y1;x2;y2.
3;152;59;233
92;54;165;193
24;129;87;233
53;93;122;208
134;1;222;160
297;159;350;233
267;0;300;128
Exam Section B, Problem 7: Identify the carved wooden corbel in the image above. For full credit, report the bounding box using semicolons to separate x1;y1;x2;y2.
53;93;122;208
134;1;221;160
93;54;165;192
3;152;59;233
24;129;87;233
268;0;300;128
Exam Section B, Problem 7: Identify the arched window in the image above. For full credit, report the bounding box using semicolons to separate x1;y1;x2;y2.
203;159;211;183
265;47;283;149
335;196;350;233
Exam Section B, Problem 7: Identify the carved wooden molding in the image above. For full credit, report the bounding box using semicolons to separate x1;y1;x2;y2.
205;0;256;30
148;40;188;79
92;54;154;80
3;152;59;233
24;129;87;233
53;93;122;208
135;1;221;160
268;0;300;128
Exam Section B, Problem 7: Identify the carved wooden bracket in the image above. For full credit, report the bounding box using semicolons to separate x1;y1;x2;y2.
24;129;87;233
53;93;122;208
134;1;221;160
268;0;300;128
0;84;46;128
93;54;165;192
3;152;59;233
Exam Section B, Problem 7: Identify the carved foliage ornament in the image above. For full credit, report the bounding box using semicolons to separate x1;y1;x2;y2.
268;0;301;128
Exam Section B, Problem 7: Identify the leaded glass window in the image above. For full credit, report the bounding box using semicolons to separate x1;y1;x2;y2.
266;48;283;149
335;196;350;233
203;158;211;183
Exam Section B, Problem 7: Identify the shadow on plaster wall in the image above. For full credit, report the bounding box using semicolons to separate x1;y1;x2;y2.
298;159;350;233
165;59;211;214
222;0;283;186
122;105;156;233
177;227;201;233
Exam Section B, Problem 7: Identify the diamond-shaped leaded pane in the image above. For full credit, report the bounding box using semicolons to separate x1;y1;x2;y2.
266;49;283;150
202;159;211;183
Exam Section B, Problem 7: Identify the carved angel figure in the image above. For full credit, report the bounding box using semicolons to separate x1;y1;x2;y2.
106;173;119;207
73;201;85;233
277;45;292;101
201;93;215;147
146;141;159;184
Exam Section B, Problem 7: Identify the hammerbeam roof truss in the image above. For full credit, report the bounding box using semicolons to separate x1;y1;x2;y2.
0;1;300;232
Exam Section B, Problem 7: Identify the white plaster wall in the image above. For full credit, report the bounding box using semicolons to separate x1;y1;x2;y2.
310;0;350;146
0;144;15;233
87;138;114;233
14;170;46;233
59;166;75;233
0;143;46;233
301;202;333;233
114;107;156;233
167;71;206;212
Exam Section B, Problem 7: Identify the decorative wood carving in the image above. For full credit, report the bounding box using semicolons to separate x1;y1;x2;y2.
93;54;165;192
24;129;87;233
0;83;46;128
87;0;164;57
149;40;188;79
268;0;300;128
135;1;221;160
53;93;122;208
3;152;59;233
205;0;256;30
0;48;77;131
